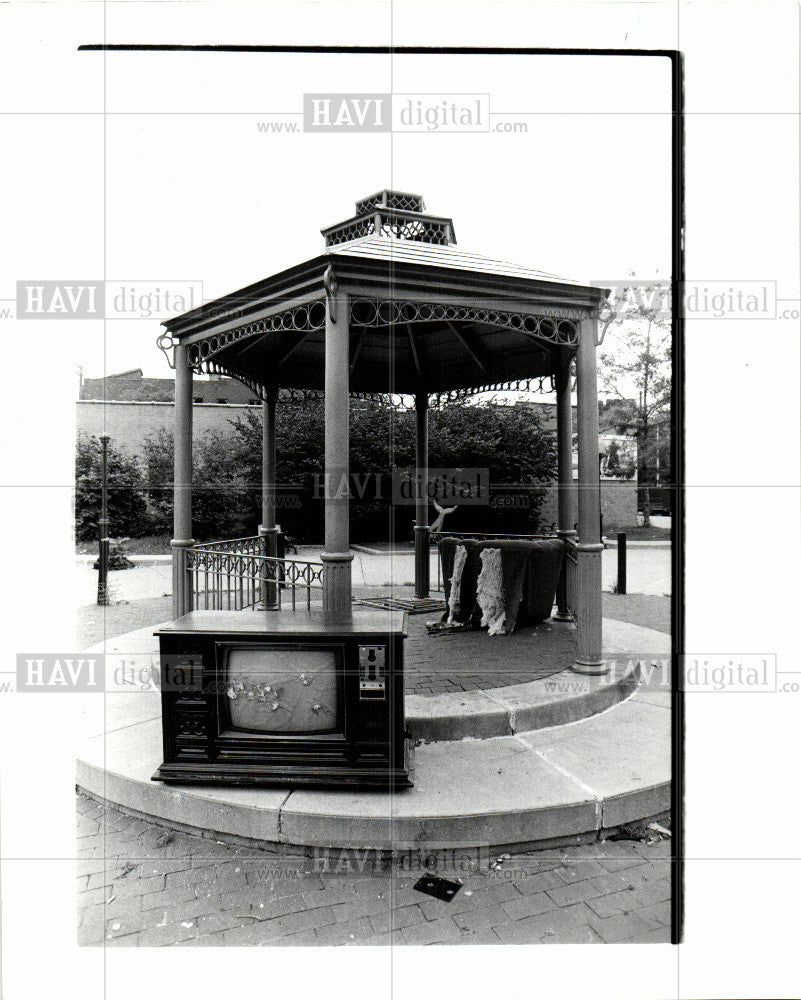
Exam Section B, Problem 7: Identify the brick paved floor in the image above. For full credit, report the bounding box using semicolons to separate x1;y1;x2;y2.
77;794;672;947
402;612;574;693
77;590;577;695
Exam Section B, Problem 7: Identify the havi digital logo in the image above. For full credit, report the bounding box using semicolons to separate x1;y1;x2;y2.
304;93;489;133
304;94;391;132
17;281;104;319
16;654;105;692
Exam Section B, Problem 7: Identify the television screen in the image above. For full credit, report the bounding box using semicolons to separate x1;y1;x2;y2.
225;647;338;733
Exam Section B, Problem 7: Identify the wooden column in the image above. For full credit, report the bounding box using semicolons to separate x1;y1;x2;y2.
171;341;194;618
554;356;576;621
258;386;279;608
572;316;606;673
413;389;430;598
322;284;353;622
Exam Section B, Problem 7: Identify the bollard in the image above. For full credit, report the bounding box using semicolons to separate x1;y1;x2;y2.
617;531;627;595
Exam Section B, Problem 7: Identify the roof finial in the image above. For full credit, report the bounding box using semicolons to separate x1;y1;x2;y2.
322;192;456;248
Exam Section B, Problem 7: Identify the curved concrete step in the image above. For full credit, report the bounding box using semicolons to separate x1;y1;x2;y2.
406;660;641;742
405;614;668;741
76;678;670;853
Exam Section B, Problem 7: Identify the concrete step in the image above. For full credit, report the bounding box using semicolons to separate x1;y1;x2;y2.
407;661;640;742
76;678;670;853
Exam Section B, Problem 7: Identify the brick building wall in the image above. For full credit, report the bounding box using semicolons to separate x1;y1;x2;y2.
76;399;259;458
77;369;261;458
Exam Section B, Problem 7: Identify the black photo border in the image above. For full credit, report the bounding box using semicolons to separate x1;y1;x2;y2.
78;41;685;945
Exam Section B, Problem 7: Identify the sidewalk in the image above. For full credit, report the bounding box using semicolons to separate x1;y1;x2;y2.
77;793;671;947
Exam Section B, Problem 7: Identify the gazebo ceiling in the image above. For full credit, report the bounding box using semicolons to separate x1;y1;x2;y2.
161;191;608;396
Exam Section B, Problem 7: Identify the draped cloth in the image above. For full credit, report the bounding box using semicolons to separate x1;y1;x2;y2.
446;544;469;624
438;537;565;634
477;548;506;634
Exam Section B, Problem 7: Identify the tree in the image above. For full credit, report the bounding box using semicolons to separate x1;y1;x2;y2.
141;427;174;535
598;274;671;525
429;400;557;534
140;425;255;542
231;397;557;540
75;435;148;541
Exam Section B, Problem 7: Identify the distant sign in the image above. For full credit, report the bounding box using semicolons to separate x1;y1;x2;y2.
600;435;637;480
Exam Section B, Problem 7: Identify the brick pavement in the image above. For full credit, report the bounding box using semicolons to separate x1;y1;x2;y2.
77;793;672;947
402;611;574;693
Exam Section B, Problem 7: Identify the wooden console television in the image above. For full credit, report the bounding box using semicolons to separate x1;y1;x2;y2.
152;608;412;789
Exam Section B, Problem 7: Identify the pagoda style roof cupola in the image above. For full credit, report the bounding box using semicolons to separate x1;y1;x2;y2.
322;190;456;248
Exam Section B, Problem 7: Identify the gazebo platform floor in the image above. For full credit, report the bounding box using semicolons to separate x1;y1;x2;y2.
76;616;670;853
402;612;578;695
295;583;580;695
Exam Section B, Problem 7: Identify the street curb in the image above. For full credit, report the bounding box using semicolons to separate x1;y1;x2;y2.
77;554;173;564
602;540;671;549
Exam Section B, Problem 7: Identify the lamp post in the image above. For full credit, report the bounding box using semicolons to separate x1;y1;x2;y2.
97;433;110;606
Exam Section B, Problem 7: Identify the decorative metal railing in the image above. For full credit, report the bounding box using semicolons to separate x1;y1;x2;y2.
356;191;425;215
188;536;323;613
192;534;264;556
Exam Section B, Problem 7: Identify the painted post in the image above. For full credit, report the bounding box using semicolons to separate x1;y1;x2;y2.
572;316;607;674
554;357;576;621
321;277;353;622
617;531;627;595
259;386;279;609
413;389;430;598
171;340;194;619
96;433;110;606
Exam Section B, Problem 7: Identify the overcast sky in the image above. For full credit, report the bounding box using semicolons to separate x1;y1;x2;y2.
64;52;672;384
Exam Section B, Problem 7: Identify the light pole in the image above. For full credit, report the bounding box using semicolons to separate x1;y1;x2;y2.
97;433;110;606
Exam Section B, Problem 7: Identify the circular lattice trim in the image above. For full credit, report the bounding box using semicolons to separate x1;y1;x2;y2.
186;302;326;368
174;296;579;381
349;299;578;346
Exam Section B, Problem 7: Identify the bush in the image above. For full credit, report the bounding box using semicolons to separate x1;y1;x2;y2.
427;402;555;536
191;429;253;541
75;435;148;541
134;398;558;544
140;427;174;536
141;426;254;542
231;398;556;542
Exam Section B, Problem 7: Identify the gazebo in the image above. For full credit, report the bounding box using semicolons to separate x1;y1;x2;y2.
159;191;610;674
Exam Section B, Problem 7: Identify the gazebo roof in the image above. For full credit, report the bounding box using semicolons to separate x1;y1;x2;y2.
161;191;608;398
327;235;582;286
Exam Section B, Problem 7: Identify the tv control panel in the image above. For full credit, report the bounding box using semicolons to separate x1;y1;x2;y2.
358;644;386;699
